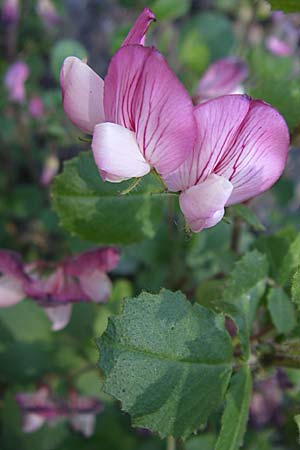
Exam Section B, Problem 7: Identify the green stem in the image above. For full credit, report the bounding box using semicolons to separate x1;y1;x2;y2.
119;177;141;195
259;343;300;369
151;168;167;191
78;136;92;143
167;436;176;450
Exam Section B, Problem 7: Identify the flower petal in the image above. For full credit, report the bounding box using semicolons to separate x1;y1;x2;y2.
179;174;233;232
217;100;290;205
79;270;112;303
22;414;46;433
195;57;248;102
65;248;120;276
60;57;104;134
164;95;251;192
122;8;156;46
44;304;72;331
70;413;96;437
92;122;151;182
104;45;196;176
0;275;24;307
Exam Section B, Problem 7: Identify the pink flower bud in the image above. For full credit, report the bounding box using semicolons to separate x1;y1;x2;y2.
4;61;29;103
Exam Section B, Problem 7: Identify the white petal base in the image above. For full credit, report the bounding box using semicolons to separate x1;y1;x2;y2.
179;174;233;232
92;122;151;182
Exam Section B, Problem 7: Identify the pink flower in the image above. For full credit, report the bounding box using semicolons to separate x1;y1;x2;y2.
28;95;44;118
0;250;29;307
60;8;196;182
16;386;61;432
68;391;104;437
0;247;120;330
16;387;103;436
1;0;19;24
164;95;289;232
36;0;60;28
266;36;294;57
194;57;248;103
4;61;29;103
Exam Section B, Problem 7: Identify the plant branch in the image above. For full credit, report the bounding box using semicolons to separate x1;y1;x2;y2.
167;436;176;450
119;177;141;195
259;344;300;369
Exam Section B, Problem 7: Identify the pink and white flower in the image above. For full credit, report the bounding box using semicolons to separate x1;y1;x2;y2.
16;387;103;436
164;95;289;232
1;0;19;24
4;61;29;103
0;247;120;330
36;0;60;28
60;8;196;182
194;57;248;103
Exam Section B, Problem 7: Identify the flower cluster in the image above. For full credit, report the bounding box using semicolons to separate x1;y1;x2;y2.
60;8;290;233
0;247;120;330
16;386;103;437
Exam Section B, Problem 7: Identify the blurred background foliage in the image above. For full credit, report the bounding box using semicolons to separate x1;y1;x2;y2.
1;0;300;449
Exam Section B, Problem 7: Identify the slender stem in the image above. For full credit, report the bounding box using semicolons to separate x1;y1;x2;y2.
119;177;141;195
78;136;92;143
230;218;242;254
259;343;300;369
151;168;167;191
167;436;176;450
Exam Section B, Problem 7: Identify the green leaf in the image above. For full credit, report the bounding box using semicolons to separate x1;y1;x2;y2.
267;287;297;334
51;39;87;82
52;152;174;244
248;49;300;131
279;232;300;285
150;0;189;20
98;289;233;438
270;0;300;12
254;234;291;283
291;268;300;311
229;204;265;231
215;366;252;450
187;434;216;450
294;415;300;444
0;299;52;342
180;12;235;63
221;251;268;358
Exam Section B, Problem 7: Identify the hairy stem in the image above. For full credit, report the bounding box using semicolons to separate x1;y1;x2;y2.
230;218;242;254
151;168;167;191
167;436;176;450
119;177;141;195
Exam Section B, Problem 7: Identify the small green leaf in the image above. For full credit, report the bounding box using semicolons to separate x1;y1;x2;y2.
270;0;300;12
291;268;300;311
221;251;268;357
215;366;252;450
267;287;297;334
280;232;300;284
229;204;265;231
294;414;300;444
150;0;189;20
98;289;233;438
52;152;174;244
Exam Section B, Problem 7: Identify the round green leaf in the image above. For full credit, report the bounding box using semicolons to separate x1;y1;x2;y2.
98;289;233;438
51;152;174;245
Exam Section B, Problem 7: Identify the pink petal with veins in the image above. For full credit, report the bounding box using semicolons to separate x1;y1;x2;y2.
122;8;156;46
104;45;196;177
